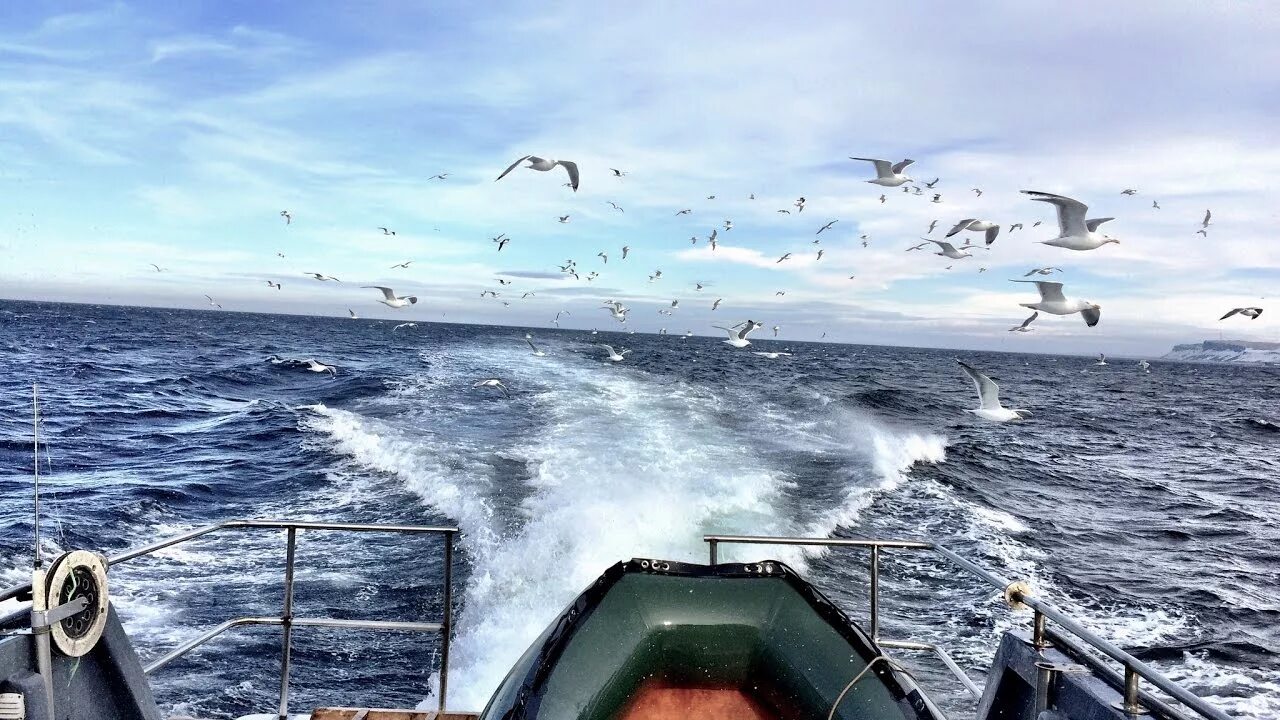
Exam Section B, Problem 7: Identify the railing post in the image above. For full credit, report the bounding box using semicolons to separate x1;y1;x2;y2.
869;545;880;641
1033;609;1048;649
1116;665;1146;715
277;527;297;720
438;531;454;713
708;539;719;565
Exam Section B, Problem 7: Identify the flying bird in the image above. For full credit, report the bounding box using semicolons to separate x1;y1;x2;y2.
1009;312;1038;333
776;253;792;263
526;337;547;356
1220;307;1263;320
265;281;281;290
306;273;340;282
204;294;222;309
280;210;292;224
597;252;608;263
493;234;510;251
393;322;418;331
850;157;914;187
150;263;167;272
1011;279;1101;326
924;239;972;260
817;220;838;234
601;344;630;362
390;260;413;269
558;215;570;223
947;219;1001;246
927;220;938;233
610;168;626;177
348;309;359;319
473;379;509;397
1023;191;1120;251
924;179;939;189
712;298;722;310
621;245;630;259
378;227;396;236
1121;189;1137;195
1023;267;1063;277
607;201;624;212
363;286;418;308
714;320;762;348
957;360;1029;422
495;155;580;191
1201;209;1212;228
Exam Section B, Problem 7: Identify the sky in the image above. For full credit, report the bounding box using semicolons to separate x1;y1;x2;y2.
1;1;1277;355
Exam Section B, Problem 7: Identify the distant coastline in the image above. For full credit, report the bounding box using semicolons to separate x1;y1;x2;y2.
1162;339;1280;364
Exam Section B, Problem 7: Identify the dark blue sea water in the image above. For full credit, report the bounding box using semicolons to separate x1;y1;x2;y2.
1;300;1277;718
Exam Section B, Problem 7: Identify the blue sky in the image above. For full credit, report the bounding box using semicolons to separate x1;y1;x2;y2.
1;2;1277;354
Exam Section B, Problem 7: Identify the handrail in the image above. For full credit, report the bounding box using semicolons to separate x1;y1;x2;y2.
703;534;1233;720
2;519;459;718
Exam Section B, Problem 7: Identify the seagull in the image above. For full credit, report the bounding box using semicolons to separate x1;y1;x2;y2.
150;263;167;272
707;195;716;200
304;359;337;376
931;194;943;204
775;291;786;296
925;178;939;188
1011;280;1101;326
1121;189;1138;195
597;252;608;263
777;209;791;215
496;155;579;190
906;242;929;252
204;294;222;309
473;379;510;397
1009;312;1038;332
817;220;838;234
690;236;699;245
610;168;626;177
526;338;546;356
347;308;359;319
1009;223;1024;232
521;292;535;299
276;252;285;258
1138;360;1151;373
924;239;972;260
378;227;396;236
772;325;780;337
712;298;722;310
817;249;826;261
306;273;340;282
957;360;1029;422
1096;353;1108;366
752;352;792;359
794;197;806;212
558;215;570;223
1220;307;1263;320
927;220;938;233
1023;267;1063;277
879;194;887;204
280;210;292;224
1201;209;1212;228
492;233;510;251
601;344;630;362
695;283;704;291
393;322;418;331
607;201;624;212
1152;200;1161;210
621;245;630;259
972;188;983;197
265;281;282;290
675;209;691;216
429;173;449;180
724;220;733;231
496;278;512;285
850;157;914;187
947;219;1001;246
714;320;762;348
363;286;418;308
390;260;413;269
776;253;792;263
1023;191;1120;251
670;299;679;308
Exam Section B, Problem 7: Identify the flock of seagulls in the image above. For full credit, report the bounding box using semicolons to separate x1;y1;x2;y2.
172;151;1264;419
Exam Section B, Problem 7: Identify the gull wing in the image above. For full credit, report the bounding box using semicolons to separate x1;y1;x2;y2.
601;344;616;356
1023;191;1088;236
929;239;959;253
851;157;893;178
891;158;914;174
1219;308;1242;320
557;160;580;191
946;219;977;237
957;361;1001;410
1009;280;1066;303
362;285;397;301
495;155;531;182
984;225;1000;245
1084;217;1114;232
1203;209;1212;227
1019;311;1039;329
526;339;540;352
1081;306;1101;327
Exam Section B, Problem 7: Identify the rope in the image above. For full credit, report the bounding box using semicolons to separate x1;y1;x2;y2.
827;654;917;720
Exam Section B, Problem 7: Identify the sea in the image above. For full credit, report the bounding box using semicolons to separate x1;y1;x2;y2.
1;299;1276;719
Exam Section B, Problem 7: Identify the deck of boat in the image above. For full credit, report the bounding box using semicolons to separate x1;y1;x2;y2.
310;710;479;720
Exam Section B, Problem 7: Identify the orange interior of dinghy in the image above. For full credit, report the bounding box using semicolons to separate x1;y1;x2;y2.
616;680;777;720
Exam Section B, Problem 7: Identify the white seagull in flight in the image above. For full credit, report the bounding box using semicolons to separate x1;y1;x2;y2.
946;219;1001;246
601;344;630;362
714;320;762;348
1009;312;1038;332
362;286;418;308
957;360;1029;422
495;155;580;191
1011;280;1101;326
473;379;509;397
850;157;914;187
1023;191;1120;251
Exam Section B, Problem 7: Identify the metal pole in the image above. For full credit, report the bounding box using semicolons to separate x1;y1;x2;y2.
277;528;297;720
438;531;454;713
708;539;719;564
869;545;880;641
1119;666;1145;715
1033;610;1048;649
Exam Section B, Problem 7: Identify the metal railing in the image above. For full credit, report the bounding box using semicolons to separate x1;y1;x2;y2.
4;520;459;719
704;534;1232;720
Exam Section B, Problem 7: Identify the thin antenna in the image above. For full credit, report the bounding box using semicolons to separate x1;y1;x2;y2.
33;383;41;569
